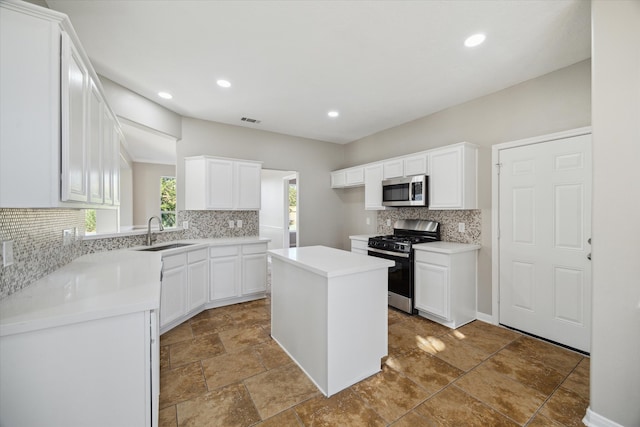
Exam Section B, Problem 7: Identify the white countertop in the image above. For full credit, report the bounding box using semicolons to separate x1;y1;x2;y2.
0;250;163;337
126;237;270;255
413;241;481;254
1;237;271;337
269;245;394;278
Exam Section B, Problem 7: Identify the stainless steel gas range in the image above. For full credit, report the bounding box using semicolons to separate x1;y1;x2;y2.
367;219;441;314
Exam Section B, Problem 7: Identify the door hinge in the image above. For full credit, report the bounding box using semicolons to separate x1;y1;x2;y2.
495;163;503;175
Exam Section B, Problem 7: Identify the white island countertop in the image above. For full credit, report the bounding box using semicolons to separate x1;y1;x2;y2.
0;250;162;337
268;245;394;278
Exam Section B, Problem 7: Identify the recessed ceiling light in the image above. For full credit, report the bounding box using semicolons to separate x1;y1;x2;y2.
158;91;173;99
464;33;486;47
328;111;339;118
217;79;231;88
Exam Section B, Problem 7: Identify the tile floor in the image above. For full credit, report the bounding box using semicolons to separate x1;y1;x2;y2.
159;298;589;426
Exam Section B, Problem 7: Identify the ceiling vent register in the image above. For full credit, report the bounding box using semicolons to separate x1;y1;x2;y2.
241;117;261;124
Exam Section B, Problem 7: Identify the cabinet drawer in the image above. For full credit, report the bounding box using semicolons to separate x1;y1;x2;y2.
210;245;238;258
187;248;208;264
414;250;450;267
163;253;187;270
351;239;368;251
242;243;267;255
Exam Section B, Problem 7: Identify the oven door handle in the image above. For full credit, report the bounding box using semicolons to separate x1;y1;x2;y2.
367;247;410;258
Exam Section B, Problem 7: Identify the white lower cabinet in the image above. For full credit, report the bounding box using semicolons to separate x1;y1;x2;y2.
210;242;268;305
160;247;210;333
160;253;188;328
414;245;479;329
350;237;370;255
0;310;159;427
159;241;268;333
209;246;241;302
187;249;209;311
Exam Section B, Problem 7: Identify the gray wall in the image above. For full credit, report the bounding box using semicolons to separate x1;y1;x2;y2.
590;1;640;426
132;162;176;227
177;118;345;249
342;60;591;316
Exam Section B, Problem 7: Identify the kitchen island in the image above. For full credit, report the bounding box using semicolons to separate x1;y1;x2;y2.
268;245;393;397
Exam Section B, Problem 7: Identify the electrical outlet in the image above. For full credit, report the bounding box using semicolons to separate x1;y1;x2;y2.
228;220;235;228
366;217;371;225
236;220;243;228
63;229;73;246
2;241;14;267
386;219;391;226
183;221;189;230
458;223;465;233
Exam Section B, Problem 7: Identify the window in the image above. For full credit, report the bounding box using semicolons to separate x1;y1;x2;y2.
160;176;176;228
85;209;96;234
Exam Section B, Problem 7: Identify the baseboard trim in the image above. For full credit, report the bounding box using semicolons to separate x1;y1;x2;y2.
583;407;625;427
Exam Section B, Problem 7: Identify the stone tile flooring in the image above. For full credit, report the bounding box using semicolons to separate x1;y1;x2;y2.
159;298;589;426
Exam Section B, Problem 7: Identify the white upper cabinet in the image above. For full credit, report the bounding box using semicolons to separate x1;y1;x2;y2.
235;161;262;209
429;143;477;210
184;156;262;210
331;167;364;188
87;78;104;204
364;163;386;210
0;1;122;208
330;142;476;210
383;159;404;179
403;153;429;176
330;171;346;188
61;31;90;203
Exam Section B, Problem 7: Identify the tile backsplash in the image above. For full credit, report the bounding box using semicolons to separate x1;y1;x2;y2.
377;208;481;244
0;209;85;299
0;209;259;300
179;210;259;239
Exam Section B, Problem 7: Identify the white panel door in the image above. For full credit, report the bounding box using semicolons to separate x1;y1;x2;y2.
499;134;592;352
210;256;240;301
60;32;88;202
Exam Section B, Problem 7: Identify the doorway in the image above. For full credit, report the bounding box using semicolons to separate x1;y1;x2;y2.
260;169;299;250
492;128;592;353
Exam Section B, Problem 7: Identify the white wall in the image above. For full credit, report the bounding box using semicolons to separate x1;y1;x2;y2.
132;162;176;227
589;1;640;426
343;60;591;315
177;118;345;249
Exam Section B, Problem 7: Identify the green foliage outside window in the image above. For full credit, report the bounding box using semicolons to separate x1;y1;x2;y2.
85;209;96;233
161;176;176;228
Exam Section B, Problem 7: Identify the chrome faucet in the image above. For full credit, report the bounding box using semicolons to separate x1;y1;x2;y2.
147;216;164;246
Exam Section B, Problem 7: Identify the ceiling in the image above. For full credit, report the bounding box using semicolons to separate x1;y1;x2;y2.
45;0;590;145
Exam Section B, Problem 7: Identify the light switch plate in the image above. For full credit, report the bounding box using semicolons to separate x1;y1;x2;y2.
236;220;243;228
458;223;465;233
182;221;189;230
2;241;14;267
228;220;235;228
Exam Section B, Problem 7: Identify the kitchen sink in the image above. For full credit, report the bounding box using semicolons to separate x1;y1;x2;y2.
137;243;195;252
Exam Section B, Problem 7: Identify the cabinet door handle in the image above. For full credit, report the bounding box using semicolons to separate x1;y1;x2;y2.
587;253;591;260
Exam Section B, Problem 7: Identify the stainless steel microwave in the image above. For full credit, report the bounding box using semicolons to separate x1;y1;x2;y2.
381;175;429;207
